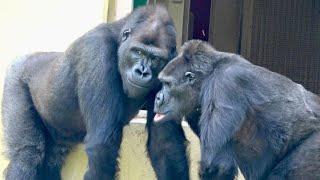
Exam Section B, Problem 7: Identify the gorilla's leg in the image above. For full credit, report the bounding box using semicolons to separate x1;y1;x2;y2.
268;132;320;180
2;64;46;179
40;137;71;180
146;109;189;180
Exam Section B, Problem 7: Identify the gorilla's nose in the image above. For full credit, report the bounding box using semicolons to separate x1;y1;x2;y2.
132;64;152;83
155;92;164;106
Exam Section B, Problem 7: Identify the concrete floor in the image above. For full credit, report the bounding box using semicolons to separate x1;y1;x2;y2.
0;120;201;180
61;122;201;180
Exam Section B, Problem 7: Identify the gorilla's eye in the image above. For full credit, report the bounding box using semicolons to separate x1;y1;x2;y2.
153;56;160;61
163;81;172;88
136;50;142;55
150;56;161;64
122;28;131;42
185;72;196;82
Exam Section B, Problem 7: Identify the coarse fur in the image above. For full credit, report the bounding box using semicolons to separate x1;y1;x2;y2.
1;6;190;180
154;40;320;180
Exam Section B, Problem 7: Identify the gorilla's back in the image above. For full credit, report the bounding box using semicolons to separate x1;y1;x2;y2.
4;52;86;142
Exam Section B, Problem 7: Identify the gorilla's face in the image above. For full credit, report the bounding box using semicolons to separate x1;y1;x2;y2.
153;40;213;122
118;7;176;99
153;55;200;122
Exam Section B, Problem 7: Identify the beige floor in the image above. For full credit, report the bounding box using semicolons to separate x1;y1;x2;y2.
0;121;201;180
59;123;201;180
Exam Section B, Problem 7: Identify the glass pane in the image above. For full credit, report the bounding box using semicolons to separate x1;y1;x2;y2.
134;0;147;9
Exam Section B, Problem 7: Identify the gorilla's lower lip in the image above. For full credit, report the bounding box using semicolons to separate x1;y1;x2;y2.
127;78;152;89
154;111;172;122
154;113;166;122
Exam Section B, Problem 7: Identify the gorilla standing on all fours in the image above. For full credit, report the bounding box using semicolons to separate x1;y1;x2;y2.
1;6;190;180
154;40;320;180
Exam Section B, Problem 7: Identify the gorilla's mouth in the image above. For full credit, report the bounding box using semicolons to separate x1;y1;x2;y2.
153;111;174;122
127;78;152;89
154;113;166;122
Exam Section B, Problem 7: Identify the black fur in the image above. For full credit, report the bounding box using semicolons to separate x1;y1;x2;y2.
154;40;320;179
2;6;189;180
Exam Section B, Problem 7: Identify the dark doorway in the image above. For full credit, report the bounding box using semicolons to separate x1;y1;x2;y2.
190;0;211;41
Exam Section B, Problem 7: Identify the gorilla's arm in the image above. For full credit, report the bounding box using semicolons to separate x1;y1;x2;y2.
74;25;127;179
186;111;238;180
199;70;248;166
146;94;189;180
200;143;238;180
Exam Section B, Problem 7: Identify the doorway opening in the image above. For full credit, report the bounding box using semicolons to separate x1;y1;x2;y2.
189;0;211;41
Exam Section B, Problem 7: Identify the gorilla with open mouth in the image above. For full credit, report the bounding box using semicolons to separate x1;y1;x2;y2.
154;40;320;180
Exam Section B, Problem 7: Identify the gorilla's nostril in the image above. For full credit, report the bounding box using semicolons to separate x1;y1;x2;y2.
140;66;150;76
142;71;150;77
133;64;152;82
134;68;143;76
135;67;150;78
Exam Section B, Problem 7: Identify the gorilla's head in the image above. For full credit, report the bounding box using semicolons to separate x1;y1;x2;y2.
153;40;215;122
118;5;177;99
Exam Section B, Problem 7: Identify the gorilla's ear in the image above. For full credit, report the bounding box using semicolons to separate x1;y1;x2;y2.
183;52;192;63
121;28;132;42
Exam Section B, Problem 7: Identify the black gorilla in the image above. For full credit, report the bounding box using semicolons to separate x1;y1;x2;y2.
154;40;320;179
1;6;190;180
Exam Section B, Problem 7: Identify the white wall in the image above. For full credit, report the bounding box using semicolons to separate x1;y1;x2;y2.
0;0;105;176
115;0;133;20
0;0;105;65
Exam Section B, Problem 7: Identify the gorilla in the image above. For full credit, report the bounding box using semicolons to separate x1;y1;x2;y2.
154;40;320;180
1;6;190;180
